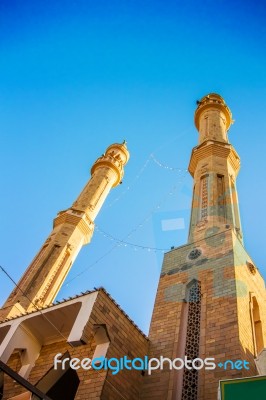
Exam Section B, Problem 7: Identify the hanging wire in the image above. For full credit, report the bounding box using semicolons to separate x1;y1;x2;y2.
0;128;192;399
0;265;74;347
103;127;191;210
104;156;152;209
63;176;186;288
0;265;135;400
150;153;188;173
95;225;168;252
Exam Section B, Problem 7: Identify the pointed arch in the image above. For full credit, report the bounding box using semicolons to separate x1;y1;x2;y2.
250;294;264;356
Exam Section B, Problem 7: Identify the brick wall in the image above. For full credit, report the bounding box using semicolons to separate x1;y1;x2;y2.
2;289;148;400
142;229;266;400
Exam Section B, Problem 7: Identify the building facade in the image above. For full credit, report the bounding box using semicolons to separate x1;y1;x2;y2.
0;94;265;399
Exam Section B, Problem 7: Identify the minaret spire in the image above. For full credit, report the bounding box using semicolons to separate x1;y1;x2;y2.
195;93;233;143
188;93;242;243
1;142;129;319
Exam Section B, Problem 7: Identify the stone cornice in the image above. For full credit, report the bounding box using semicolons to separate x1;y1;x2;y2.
53;209;94;242
188;141;240;176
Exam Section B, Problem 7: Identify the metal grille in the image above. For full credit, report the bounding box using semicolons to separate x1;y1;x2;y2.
181;282;202;400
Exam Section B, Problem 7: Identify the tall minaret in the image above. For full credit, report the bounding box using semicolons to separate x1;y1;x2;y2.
188;93;242;243
1;142;129;319
142;95;266;400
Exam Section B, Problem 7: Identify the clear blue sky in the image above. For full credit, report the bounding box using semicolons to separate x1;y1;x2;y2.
1;0;266;334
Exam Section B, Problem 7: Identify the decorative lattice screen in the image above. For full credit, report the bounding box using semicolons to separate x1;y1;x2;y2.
181;281;202;400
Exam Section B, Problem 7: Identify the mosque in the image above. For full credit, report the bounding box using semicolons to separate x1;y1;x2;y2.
0;94;265;399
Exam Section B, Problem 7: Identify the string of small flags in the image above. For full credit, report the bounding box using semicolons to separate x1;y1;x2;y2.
95;182;171;253
104;154;188;210
63;181;181;287
95;225;168;253
150;153;188;173
104;156;151;209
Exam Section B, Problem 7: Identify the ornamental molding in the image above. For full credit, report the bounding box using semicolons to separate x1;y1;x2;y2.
188;142;240;176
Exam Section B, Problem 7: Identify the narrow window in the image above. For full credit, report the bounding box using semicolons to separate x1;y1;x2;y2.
217;174;226;218
251;296;264;356
199;175;209;221
204;115;209;136
230;179;241;232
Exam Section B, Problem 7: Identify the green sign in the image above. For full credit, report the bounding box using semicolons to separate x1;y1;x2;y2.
220;376;266;399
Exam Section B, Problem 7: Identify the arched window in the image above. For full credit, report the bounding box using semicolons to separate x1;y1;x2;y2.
217;174;226;218
230;178;241;234
199;175;209;221
250;295;264;356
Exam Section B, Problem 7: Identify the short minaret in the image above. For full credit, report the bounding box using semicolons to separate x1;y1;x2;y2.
188;93;242;243
1;142;129;319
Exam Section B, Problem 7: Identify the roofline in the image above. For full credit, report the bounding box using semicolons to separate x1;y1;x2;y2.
0;287;148;340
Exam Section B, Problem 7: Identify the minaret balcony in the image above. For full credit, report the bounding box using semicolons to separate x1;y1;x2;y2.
53;209;94;243
188;140;240;176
